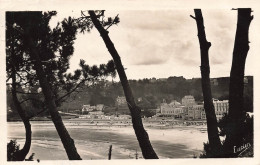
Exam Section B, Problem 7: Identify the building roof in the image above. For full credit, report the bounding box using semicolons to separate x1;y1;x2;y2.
169;100;181;106
182;95;195;99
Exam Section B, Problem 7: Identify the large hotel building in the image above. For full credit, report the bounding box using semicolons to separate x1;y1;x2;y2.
158;95;229;120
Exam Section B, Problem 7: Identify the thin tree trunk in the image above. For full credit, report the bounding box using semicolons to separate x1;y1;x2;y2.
11;70;32;161
108;145;112;160
88;10;158;159
224;8;253;156
25;35;82;160
191;9;222;157
9;27;31;160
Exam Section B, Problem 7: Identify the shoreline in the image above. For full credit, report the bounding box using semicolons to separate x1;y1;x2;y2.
7;121;208;159
7;120;208;132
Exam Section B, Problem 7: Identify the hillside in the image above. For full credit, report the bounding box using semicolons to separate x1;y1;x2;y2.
59;76;253;112
7;76;253;120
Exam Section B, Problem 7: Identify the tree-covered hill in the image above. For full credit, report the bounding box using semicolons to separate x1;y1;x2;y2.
59;76;253;112
7;75;253;119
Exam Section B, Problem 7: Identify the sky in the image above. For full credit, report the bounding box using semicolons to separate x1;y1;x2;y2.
49;9;257;80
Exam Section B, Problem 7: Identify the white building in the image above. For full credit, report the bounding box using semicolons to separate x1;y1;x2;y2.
213;99;229;120
160;100;183;117
116;96;127;106
96;104;104;111
89;111;104;115
82;104;92;112
182;95;196;106
188;104;204;120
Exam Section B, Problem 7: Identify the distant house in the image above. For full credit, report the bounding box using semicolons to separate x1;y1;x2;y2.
82;104;105;114
169;100;181;107
156;95;229;121
82;104;96;112
201;110;206;120
82;104;92;112
160;100;182;117
173;107;184;118
159;96;202;119
115;96;129;114
188;105;204;120
181;95;205;120
213;99;229;121
89;110;104;115
199;99;229;121
116;96;127;106
182;95;196;107
96;104;104;111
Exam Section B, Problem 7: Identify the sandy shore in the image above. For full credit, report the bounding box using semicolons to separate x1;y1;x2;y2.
7;121;208;160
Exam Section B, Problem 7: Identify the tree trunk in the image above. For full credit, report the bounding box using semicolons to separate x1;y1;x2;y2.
25;36;82;160
224;8;253;156
11;71;32;161
9;27;31;161
88;10;158;159
108;145;112;160
192;9;222;157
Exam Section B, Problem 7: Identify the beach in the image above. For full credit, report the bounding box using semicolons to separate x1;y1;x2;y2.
7;121;208;160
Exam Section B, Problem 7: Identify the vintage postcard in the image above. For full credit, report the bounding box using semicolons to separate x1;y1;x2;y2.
0;0;259;165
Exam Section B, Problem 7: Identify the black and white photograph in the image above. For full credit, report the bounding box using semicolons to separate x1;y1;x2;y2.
0;0;259;164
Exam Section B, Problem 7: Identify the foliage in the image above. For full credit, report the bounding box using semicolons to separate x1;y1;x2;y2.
221;113;253;155
7;140;20;161
199;141;220;158
6;11;116;118
140;109;156;118
199;113;253;158
76;10;120;34
7;140;36;161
